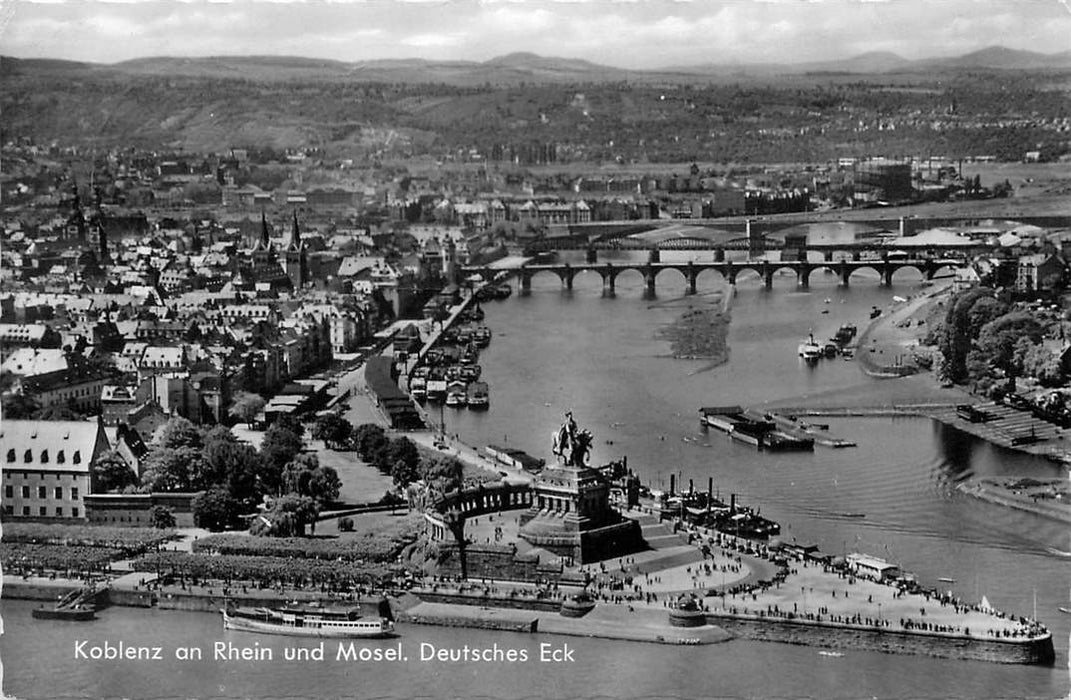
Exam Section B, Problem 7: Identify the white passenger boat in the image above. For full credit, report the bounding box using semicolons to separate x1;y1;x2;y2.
221;605;395;638
797;333;821;361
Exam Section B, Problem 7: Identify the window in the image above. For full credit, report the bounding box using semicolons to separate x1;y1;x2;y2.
21;486;29;498
3;505;11;515
4;485;12;499
57;450;65;463
38;486;46;499
71;488;79;500
72;507;79;517
40;450;49;463
54;487;62;499
22;506;29;516
73;451;81;464
6;449;14;462
55;507;63;516
39;506;46;516
24;450;32;463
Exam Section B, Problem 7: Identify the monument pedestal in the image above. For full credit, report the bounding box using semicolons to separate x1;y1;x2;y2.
518;461;642;564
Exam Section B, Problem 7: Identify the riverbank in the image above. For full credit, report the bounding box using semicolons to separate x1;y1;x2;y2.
854;278;953;378
958;477;1071;526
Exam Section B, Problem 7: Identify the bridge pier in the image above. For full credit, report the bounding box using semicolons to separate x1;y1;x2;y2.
839;260;851;287
520;272;532;296
881;261;894;286
686;262;697;295
747;220;765;258
602;264;616;298
798;265;810;289
762;261;773;290
563;263;574;291
643;265;656;300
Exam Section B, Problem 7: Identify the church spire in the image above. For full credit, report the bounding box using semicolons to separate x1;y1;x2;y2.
290;209;301;251
260;210;270;248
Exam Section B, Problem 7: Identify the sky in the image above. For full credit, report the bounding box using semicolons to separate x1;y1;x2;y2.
1;0;1069;70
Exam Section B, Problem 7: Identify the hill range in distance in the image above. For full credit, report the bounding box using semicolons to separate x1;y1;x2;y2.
3;45;1071;85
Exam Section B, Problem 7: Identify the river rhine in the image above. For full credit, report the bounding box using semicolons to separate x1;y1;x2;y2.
2;250;1070;700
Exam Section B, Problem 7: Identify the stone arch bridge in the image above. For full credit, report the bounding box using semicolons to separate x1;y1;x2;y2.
464;257;967;297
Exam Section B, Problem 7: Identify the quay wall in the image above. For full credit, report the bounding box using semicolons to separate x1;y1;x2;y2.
3;580;82;602
2;578;387;615
399;611;538;634
413;591;562;614
709;614;1055;665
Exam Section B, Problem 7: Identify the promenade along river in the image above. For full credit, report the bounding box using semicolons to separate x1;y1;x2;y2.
4;250;1071;700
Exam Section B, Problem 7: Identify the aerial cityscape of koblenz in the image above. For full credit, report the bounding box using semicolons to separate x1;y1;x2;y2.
1;2;1070;698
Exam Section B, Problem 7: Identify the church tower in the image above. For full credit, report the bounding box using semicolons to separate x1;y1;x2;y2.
251;210;276;270
64;184;86;241
86;187;109;263
284;209;308;289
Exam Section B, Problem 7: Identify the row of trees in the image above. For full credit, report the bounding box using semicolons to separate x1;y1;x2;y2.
311;412;474;499
350;422;464;495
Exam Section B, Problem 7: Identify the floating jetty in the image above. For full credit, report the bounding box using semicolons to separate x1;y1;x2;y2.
765;411;857;448
31;584;104;622
699;406;815;452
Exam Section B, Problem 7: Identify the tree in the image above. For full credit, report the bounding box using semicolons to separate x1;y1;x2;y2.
154;416;203;451
282;454;341;506
387;437;421;487
353;423;388;463
966;297;1009;339
192;486;239;531
422;455;464;495
307;465;342;506
203;425;239;446
90;450;138;493
228;391;266;428
970;311;1044;379
203;438;262;504
149;505;177;529
312;413;353;450
1019;339;1066;387
258;423;305;495
253;494;319;537
140;446;208;492
940;287;998;383
1;392;40;419
275;414;306;439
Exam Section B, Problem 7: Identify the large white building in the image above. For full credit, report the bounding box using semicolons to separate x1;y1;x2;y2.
1;420;111;520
